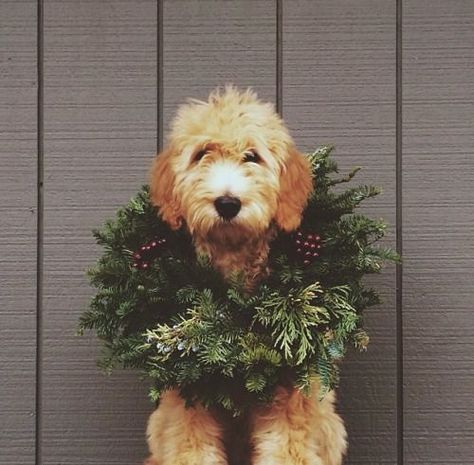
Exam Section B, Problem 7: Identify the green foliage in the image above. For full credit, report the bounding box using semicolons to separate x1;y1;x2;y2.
79;145;398;415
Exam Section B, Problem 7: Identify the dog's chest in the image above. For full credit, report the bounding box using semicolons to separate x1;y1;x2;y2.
194;229;274;289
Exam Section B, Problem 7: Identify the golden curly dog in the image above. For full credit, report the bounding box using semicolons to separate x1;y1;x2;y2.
146;87;347;465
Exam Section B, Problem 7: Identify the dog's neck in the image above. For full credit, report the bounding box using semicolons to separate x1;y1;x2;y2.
194;225;275;291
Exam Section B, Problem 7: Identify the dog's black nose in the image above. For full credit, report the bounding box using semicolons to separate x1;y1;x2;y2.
214;196;241;220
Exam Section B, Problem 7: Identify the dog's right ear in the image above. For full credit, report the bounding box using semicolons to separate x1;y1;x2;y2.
275;146;313;232
149;147;183;230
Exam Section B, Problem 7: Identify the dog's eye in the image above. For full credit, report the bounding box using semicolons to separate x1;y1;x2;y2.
194;149;209;162
243;150;261;163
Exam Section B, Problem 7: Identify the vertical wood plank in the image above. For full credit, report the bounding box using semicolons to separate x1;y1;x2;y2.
163;0;277;117
283;2;397;463
403;1;474;463
41;1;157;463
0;1;37;463
161;0;273;459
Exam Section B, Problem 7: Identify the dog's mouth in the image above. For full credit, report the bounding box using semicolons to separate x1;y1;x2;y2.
206;221;255;249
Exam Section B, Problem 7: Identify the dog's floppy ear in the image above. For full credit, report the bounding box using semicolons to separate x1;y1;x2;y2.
275;146;313;232
149;146;183;230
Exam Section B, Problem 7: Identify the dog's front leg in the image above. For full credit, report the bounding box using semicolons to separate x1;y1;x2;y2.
250;385;346;465
145;389;227;465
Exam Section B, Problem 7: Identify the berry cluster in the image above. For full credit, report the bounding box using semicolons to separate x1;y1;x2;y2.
295;231;322;266
131;237;166;269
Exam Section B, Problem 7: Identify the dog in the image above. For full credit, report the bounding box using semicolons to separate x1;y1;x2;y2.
146;86;347;465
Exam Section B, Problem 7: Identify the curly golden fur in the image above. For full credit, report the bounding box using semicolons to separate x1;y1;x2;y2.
146;87;346;465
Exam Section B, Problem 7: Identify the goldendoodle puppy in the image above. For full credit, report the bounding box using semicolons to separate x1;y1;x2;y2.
146;86;347;465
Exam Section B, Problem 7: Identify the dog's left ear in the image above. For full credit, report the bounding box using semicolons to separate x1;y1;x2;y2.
149;146;183;230
275;146;313;232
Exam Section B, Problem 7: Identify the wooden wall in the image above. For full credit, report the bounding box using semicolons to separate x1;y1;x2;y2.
0;1;472;464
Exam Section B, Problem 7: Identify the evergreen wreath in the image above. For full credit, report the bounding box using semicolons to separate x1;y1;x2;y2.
79;145;398;415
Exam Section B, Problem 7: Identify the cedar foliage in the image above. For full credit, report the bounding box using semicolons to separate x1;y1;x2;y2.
79;145;398;415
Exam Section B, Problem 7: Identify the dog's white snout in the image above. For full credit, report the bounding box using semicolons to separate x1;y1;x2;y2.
207;162;248;198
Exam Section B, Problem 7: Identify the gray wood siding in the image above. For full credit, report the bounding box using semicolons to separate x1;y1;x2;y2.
0;1;472;464
41;1;156;463
403;1;474;463
0;1;37;464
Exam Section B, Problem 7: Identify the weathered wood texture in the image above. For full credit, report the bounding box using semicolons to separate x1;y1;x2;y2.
403;1;474;463
41;1;156;464
162;0;277;121
283;1;397;463
0;1;37;464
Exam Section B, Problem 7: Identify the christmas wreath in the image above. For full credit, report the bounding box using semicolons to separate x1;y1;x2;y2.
79;145;398;415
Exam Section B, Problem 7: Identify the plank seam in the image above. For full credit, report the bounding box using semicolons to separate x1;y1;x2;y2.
157;0;163;152
276;0;282;115
35;0;44;463
396;0;404;464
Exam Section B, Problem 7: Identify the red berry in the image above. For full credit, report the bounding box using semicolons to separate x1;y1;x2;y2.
308;234;313;240
132;263;138;268
315;236;321;241
310;243;316;249
141;246;146;251
305;251;311;257
303;260;311;265
303;241;309;248
295;240;301;245
142;262;149;269
297;232;303;238
313;252;319;257
151;241;157;247
317;244;321;249
296;248;302;254
133;252;141;259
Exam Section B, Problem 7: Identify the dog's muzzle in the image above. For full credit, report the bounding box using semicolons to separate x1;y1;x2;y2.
214;195;241;220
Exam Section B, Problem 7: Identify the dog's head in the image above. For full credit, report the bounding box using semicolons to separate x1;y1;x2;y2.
150;87;312;241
